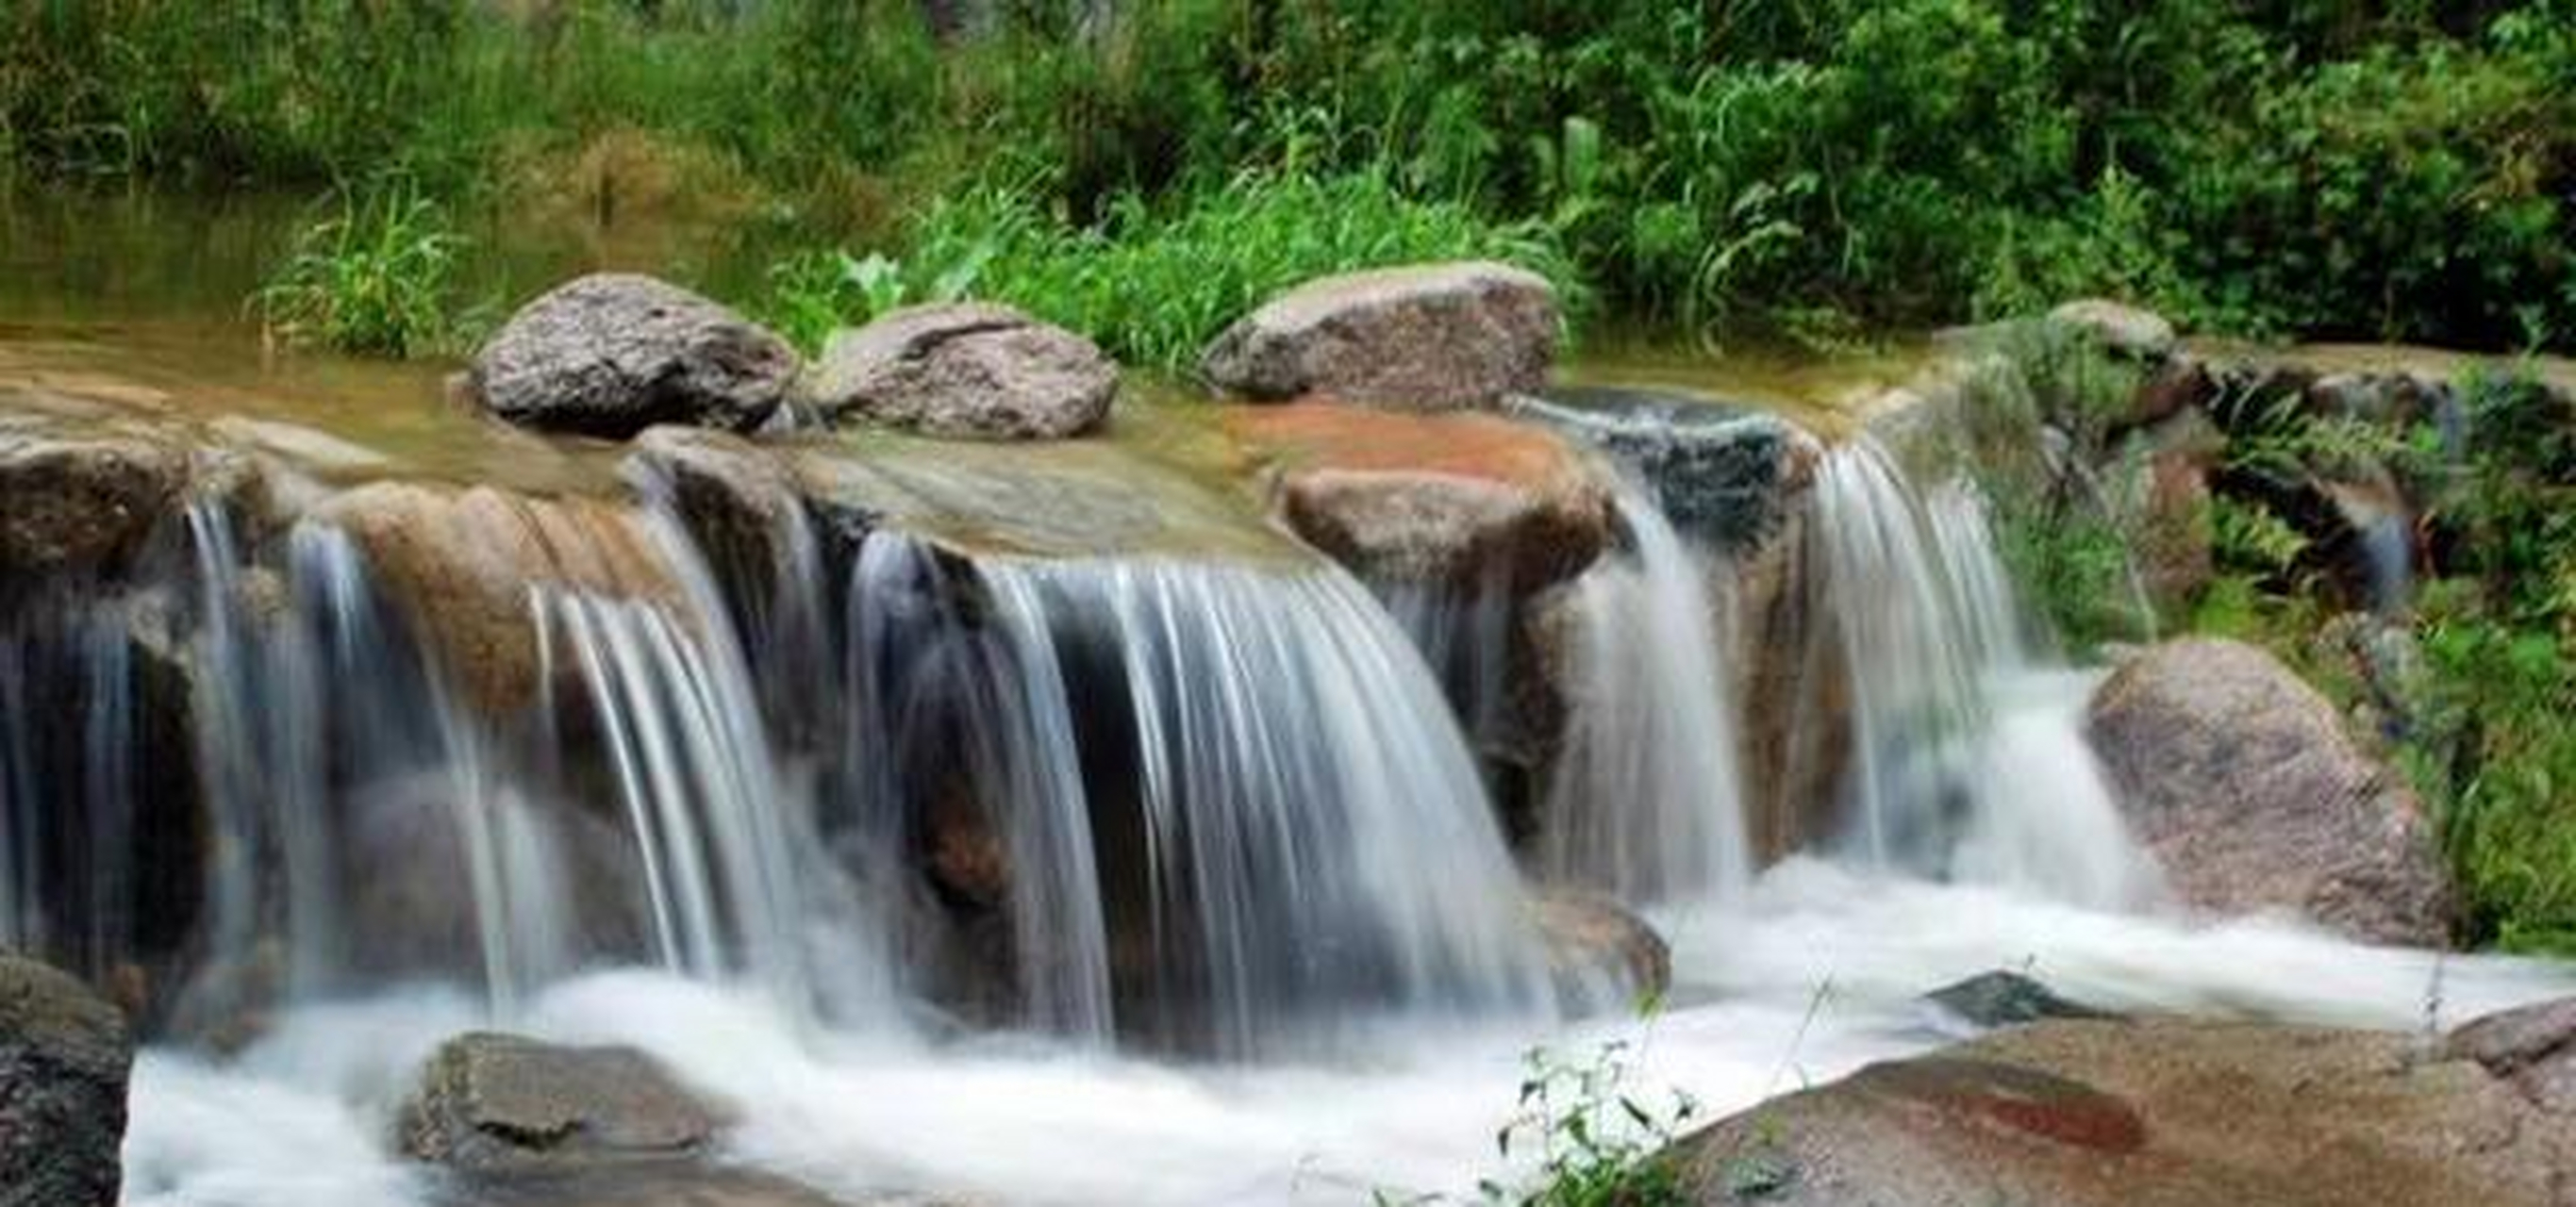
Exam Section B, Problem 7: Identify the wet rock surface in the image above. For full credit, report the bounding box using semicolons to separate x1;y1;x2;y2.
400;1032;724;1171
1201;261;1558;410
2086;637;2453;946
1922;971;2114;1030
462;273;798;438
806;303;1118;440
1229;401;1612;589
1506;388;1820;556
1673;1013;2576;1206
0;415;189;587
0;955;132;1207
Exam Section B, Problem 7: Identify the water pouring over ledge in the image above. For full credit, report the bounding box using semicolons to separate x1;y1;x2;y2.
0;316;2569;1206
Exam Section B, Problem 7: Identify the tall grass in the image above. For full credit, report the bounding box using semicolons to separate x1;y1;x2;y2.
758;170;1588;370
253;176;469;357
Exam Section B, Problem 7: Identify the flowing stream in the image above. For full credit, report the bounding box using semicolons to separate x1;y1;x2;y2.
0;327;2566;1205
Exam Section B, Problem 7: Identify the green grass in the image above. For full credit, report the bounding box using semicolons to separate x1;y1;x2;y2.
253;175;470;357
756;169;1588;369
11;1;2576;357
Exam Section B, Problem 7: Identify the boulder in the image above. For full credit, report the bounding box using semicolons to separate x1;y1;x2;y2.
1228;402;1612;589
1532;890;1671;1015
806;303;1117;440
1671;1016;2574;1206
2086;638;2452;945
1922;970;2113;1030
462;273;798;438
1201;262;1558;410
400;1032;723;1172
316;483;680;712
2048;299;2177;361
0;956;132;1207
0;422;188;584
445;1162;897;1207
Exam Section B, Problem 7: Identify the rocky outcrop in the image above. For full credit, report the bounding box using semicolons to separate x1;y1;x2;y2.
316;483;679;712
0;956;132;1207
806;302;1117;440
1228;402;1612;590
400;1032;723;1172
2107;408;2222;613
461;273;798;438
2086;637;2452;945
1532;890;1671;1015
1201;262;1558;410
0;421;189;586
1671;1011;2576;1207
1505;389;1821;556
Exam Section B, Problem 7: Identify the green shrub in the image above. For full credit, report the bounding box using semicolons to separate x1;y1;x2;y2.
253;176;468;356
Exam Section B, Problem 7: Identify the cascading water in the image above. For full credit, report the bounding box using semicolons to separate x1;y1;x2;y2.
1803;436;2157;908
846;533;1554;1055
1541;481;1753;902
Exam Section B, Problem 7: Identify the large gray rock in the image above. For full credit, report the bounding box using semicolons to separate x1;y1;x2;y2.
1505;389;1820;556
806;303;1117;440
399;1033;723;1172
1201;262;1558;410
2086;638;2452;945
2447;995;2576;1114
463;274;798;438
0;956;132;1207
1671;1015;2574;1206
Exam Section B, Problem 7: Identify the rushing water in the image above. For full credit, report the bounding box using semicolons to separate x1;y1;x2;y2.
0;309;2562;1204
1541;481;1753;902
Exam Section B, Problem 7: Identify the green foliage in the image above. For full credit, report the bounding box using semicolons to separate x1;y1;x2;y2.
762;171;1586;371
253;175;468;356
1480;1041;1697;1207
13;1;2576;355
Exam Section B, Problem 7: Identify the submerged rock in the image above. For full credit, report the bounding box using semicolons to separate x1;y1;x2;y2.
1532;890;1671;1015
2086;637;2452;946
462;273;798;438
440;1162;911;1207
1922;970;2113;1030
400;1033;723;1172
1229;402;1612;589
806;302;1118;440
1671;1015;2574;1206
0;955;132;1207
1201;261;1558;410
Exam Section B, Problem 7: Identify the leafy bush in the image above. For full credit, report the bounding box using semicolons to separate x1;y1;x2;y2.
253;176;468;356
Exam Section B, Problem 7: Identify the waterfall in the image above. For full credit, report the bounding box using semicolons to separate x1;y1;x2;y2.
845;535;1552;1054
1804;437;2156;908
1542;481;1753;903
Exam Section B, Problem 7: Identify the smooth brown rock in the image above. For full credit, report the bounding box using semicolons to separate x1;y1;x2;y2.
0;422;188;582
806;303;1116;440
1229;402;1611;590
2086;637;2452;945
317;483;679;712
1674;1016;2575;1206
1531;890;1671;1015
1201;262;1558;410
